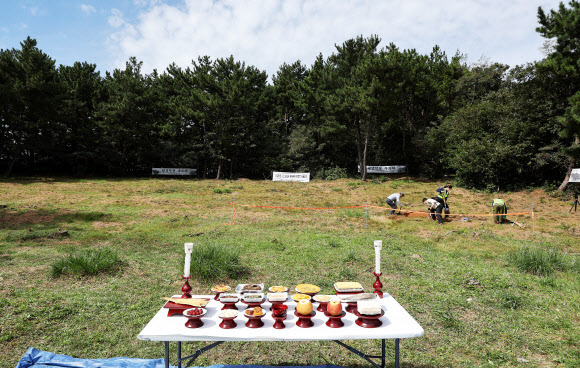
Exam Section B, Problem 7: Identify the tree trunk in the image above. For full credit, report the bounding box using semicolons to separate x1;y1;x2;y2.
216;159;223;180
354;118;366;180
558;136;579;191
362;118;372;181
4;156;17;177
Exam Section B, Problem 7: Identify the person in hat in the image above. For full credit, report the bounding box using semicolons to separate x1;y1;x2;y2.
386;192;405;215
423;197;443;225
436;184;452;217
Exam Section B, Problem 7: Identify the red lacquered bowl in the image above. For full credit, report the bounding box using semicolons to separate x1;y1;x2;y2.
294;310;316;328
244;311;266;328
354;309;384;328
183;308;206;328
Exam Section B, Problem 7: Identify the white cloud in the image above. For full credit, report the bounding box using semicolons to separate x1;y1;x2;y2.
108;9;125;28
80;4;96;15
106;0;562;77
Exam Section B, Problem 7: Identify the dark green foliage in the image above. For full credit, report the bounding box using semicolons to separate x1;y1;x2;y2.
50;248;124;277
1;4;578;189
188;243;249;281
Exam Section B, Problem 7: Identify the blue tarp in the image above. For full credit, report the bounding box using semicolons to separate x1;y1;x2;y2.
16;348;346;368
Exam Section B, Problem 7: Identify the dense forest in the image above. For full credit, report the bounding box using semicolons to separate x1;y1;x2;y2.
0;1;578;190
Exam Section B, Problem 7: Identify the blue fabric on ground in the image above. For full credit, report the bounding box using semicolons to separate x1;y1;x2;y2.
16;348;172;368
17;348;346;368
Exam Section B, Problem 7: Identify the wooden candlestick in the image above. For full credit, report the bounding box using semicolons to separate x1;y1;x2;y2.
373;272;383;298
181;276;192;299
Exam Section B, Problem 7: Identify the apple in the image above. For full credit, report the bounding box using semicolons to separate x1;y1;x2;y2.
327;300;342;316
296;299;313;315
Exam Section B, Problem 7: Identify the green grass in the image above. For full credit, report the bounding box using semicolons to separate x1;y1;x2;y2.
50;248;125;277
189;242;250;281
507;246;571;276
0;178;578;368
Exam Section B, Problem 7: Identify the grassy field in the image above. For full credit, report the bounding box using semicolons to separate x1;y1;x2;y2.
0;177;578;368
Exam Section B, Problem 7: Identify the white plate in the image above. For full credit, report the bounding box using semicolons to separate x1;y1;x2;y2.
242;293;264;302
235;283;264;293
267;292;288;302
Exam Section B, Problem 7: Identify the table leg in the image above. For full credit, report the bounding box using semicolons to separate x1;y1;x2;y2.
164;342;169;368
178;341;182;368
395;338;400;368
381;339;386;368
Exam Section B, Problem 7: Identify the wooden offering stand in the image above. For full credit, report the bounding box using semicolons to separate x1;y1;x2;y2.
354;310;384;328
272;314;287;329
294;310;316;328
268;299;287;311
244;312;265;328
184;314;204;329
218;316;237;329
271;305;288;329
241;299;264;310
324;311;346;328
220;300;239;310
317;300;329;313
344;301;358;314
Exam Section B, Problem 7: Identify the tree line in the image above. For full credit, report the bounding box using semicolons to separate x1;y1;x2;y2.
1;1;578;190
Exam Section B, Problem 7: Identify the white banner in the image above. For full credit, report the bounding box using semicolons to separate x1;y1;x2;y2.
272;172;310;182
358;165;406;174
152;168;197;176
570;168;580;183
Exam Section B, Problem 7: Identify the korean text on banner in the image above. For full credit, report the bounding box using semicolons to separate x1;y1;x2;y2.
272;172;310;182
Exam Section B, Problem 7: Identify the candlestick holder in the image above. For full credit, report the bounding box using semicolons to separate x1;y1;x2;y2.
181;275;192;299
373;272;383;298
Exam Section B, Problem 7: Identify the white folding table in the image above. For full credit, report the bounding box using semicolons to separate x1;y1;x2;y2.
138;294;424;368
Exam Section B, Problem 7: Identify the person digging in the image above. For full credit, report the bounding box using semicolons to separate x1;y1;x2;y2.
491;198;508;224
423;197;443;225
386;192;405;215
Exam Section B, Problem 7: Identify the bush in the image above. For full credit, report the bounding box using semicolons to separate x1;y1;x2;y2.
51;248;124;277
507;246;566;276
316;167;348;180
188;243;249;281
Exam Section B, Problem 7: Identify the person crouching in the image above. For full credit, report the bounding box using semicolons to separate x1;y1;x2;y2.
423;197;443;225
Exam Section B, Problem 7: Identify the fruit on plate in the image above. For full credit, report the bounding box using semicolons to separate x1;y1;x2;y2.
295;284;320;294
185;307;204;316
327;300;342;316
296;299;313;315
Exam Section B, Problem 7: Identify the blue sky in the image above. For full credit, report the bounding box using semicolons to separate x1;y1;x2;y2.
0;0;562;78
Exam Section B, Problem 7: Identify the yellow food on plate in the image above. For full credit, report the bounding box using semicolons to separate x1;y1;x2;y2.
269;285;288;292
211;284;231;292
334;282;363;291
295;284;320;293
162;297;209;307
292;293;312;301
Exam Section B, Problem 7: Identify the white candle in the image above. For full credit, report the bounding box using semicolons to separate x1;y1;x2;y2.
374;240;382;274
184;243;194;277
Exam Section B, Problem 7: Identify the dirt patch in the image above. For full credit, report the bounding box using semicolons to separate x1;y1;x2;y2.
0;209;63;227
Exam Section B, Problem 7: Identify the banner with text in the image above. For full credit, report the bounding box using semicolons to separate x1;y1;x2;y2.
152;168;197;176
570;168;580;183
358;165;407;174
272;172;310;182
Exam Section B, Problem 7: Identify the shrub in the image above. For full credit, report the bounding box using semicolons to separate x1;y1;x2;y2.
213;188;232;194
316;167;348;180
507;246;566;276
51;248;124;277
188;243;249;281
